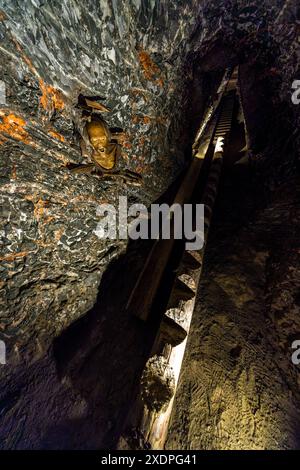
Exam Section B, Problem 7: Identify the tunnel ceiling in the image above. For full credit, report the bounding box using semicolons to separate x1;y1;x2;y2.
0;0;299;364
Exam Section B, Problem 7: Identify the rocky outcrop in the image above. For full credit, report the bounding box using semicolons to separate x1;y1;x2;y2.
0;0;299;450
166;174;300;450
141;355;175;413
0;0;208;362
1;0;298;363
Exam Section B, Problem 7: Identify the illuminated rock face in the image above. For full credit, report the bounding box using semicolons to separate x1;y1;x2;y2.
0;0;299;450
166;176;300;450
141;355;175;413
0;0;297;360
0;0;219;361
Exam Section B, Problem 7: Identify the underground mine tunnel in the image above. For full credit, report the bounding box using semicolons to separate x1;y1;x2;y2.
0;0;300;456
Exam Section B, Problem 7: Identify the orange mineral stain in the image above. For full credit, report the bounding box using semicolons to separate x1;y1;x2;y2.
39;79;65;112
143;116;151;124
138;50;163;86
0;113;29;144
0;251;29;262
48;130;65;142
54;229;64;241
132;114;152;125
11;165;17;180
33;199;49;222
122;141;132;149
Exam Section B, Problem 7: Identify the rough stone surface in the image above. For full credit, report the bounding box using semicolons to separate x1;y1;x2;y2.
141;355;175;413
0;0;220;363
0;0;300;450
160;315;187;347
166;173;300;450
1;0;298;359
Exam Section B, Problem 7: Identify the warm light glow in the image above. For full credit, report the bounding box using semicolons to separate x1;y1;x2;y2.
215;136;225;154
147;299;195;449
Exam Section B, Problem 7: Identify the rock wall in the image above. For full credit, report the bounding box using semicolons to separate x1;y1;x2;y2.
165;1;300;448
0;0;219;449
166;171;300;450
0;0;211;362
0;0;300;450
1;0;297;363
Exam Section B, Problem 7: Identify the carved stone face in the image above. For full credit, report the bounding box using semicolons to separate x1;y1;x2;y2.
86;120;116;170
